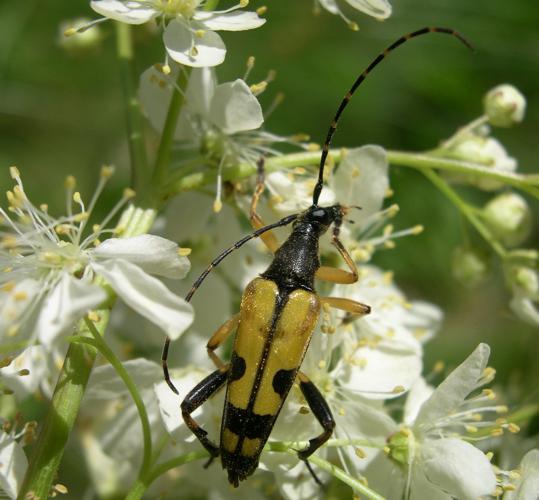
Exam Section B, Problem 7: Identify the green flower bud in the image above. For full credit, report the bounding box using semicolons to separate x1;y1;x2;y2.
510;266;539;298
452;247;489;287
483;84;526;128
483;193;532;247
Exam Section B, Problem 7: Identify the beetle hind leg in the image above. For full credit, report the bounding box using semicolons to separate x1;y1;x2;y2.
295;371;335;484
181;367;229;460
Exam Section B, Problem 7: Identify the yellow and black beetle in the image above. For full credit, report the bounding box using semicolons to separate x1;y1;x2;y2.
162;27;471;487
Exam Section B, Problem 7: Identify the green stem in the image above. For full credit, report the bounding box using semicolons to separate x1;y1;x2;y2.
164;149;539;198
81;317;153;476
18;207;156;500
116;22;148;195
150;69;191;190
422;168;507;258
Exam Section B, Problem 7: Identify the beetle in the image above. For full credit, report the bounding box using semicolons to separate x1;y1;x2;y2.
162;27;472;487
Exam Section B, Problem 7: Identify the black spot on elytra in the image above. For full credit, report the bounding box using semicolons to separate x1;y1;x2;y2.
225;402;273;440
272;368;296;398
229;352;246;382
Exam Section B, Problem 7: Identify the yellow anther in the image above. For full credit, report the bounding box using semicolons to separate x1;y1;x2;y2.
493;486;504;496
399;427;411;437
256;6;267;15
87;311;100;322
64;175;76;189
3;267;13;273
64;27;77;37
355;448;366;459
240;0;249;7
190;46;199;57
482;366;496;381
6;190;21;209
482;388;496;400
73;192;82;204
93;239;101;247
382;271;393;285
384;240;396;249
507;423;520;433
1;281;16;292
40;203;49;212
338;407;346;416
194;29;205;38
411;224;424;235
9;166;21;179
503;484;516;492
465;425;478;433
318;360;326;369
13;291;28;301
383;446;391;455
178;247;192;257
392;385;405;394
432;360;444;373
496;417;507;425
388;203;400;216
485;451;494;461
471;413;483;422
73;212;89;222
383;224;394;236
92;224;101;233
123;187;136;199
213;199;223;213
161;64;171;75
246;55;255;69
490;428;504;437
100;165;115;178
496;405;508;413
55;224;71;235
18;369;30;376
508;470;521;480
385;187;394;198
306;143;320;151
53;484;68;494
250;82;268;95
351;167;361;178
348;21;359;31
39;251;62;264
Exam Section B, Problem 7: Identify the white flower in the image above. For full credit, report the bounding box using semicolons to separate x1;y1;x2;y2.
503;449;539;499
0;167;193;350
316;0;392;29
0;419;33;500
505;265;539;327
367;344;501;500
89;0;265;67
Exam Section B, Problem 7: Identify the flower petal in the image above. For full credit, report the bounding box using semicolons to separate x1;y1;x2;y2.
329;145;389;227
345;0;392;19
194;10;266;31
0;278;39;341
209;79;264;134
0;346;48;398
420;438;496;500
90;0;157;24
403;377;434;425
415;343;490;426
37;273;107;346
92;234;190;279
164;20;226;67
91;259;193;339
0;433;27;499
504;449;539;500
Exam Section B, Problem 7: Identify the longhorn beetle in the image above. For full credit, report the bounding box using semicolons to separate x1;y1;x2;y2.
162;27;472;487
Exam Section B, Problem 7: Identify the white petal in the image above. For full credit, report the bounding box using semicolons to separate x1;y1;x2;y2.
0;433;27;499
329;145;389;227
194;10;266;31
345;0;392;19
91;259;193;339
92;234;190;279
209;79;263;134
510;296;539;326
420;438;496;500
86;358;162;400
37;273;107;346
318;0;339;14
0;279;39;340
0;346;48;397
403;377;434;425
164;20;226;68
415;343;490;426
409;467;452;500
504;449;539;500
90;0;157;24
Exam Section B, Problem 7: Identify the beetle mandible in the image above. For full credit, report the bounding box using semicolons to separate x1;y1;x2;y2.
162;26;472;487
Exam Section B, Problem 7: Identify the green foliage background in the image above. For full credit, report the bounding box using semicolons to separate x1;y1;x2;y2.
0;0;538;495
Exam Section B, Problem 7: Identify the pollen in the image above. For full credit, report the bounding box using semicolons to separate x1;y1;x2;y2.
392;385;405;394
411;224;424;235
123;188;136;199
178;247;192;256
100;165;115;178
506;423;520;433
1;281;16;292
240;0;249;6
194;29;205;38
256;6;267;15
9;166;21;179
355;447;366;459
64;175;76;190
13;291;28;301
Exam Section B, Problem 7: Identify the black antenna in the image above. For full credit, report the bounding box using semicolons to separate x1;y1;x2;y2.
312;26;473;206
162;213;299;394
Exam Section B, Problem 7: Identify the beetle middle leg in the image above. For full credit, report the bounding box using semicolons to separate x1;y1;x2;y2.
206;313;240;370
181;367;229;464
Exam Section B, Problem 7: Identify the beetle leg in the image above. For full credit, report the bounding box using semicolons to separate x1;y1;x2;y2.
320;296;371;316
250;158;280;254
181;367;229;461
206;314;240;370
296;371;335;461
316;232;359;284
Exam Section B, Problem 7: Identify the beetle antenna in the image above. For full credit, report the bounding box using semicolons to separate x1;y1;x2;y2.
311;26;473;206
162;212;299;394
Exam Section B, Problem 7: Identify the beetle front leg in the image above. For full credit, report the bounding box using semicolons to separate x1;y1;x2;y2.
181;368;229;461
296;371;335;461
316;230;359;284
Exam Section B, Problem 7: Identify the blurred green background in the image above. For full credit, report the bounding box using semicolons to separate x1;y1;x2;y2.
1;0;538;457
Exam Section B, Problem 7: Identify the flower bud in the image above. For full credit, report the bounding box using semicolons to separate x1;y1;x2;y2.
448;136;517;191
508;266;539;298
452;247;489;287
483;84;526;128
483;193;531;247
